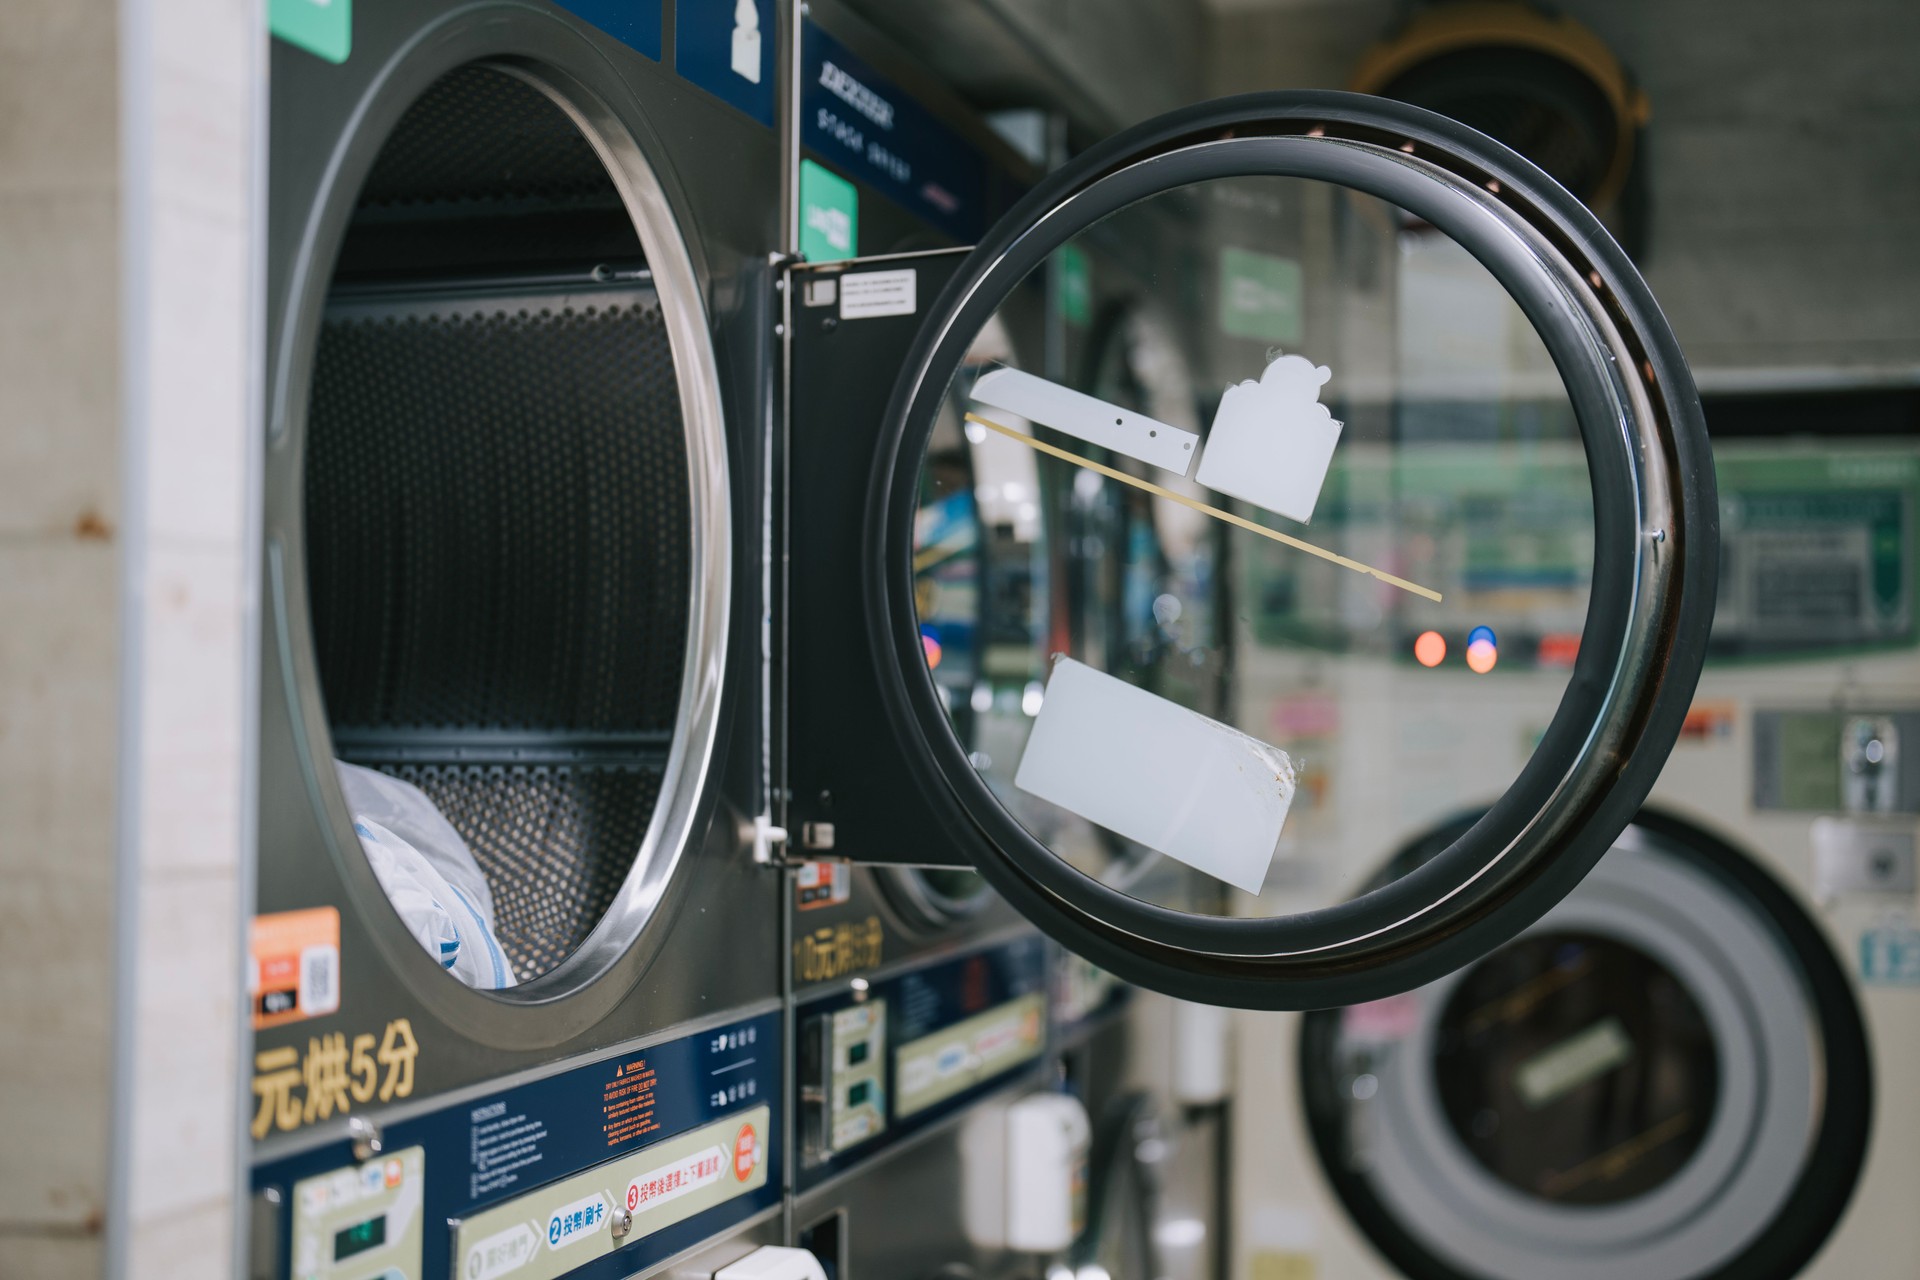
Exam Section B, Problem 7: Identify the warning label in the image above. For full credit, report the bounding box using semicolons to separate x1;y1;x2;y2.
602;1057;660;1148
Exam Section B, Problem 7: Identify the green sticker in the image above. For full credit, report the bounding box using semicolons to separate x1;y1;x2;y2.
799;160;858;264
270;0;351;64
1056;243;1091;327
1219;246;1302;344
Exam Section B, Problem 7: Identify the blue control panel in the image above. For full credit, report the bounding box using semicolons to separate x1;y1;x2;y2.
252;1010;782;1280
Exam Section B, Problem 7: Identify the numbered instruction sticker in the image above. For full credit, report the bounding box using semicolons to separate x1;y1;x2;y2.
453;1106;770;1280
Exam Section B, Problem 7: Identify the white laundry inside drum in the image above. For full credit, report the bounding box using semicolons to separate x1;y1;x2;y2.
336;762;517;989
1014;657;1296;895
1193;352;1343;525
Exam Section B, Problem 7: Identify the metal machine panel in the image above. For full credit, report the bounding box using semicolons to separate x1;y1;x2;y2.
785;249;980;869
257;0;782;1125
793;934;1049;1188
252;1011;783;1280
791;1084;1032;1280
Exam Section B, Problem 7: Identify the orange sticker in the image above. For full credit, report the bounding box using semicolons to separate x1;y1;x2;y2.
794;859;851;911
1680;701;1738;742
732;1121;761;1181
250;906;341;1029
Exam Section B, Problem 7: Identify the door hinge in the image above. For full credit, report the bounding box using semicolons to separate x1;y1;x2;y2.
752;813;790;865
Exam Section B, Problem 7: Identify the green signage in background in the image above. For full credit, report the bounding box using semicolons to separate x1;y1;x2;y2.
1218;246;1302;344
799;160;858;263
270;0;351;64
1056;244;1091;326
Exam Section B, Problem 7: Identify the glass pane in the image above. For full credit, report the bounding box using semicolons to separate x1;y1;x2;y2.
912;175;1596;919
1432;932;1717;1204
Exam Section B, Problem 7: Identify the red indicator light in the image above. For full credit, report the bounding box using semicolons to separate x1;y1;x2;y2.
1538;633;1580;667
1414;631;1446;668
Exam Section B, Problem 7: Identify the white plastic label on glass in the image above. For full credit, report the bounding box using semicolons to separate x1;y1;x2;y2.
1014;657;1296;895
970;367;1199;475
1193;352;1343;524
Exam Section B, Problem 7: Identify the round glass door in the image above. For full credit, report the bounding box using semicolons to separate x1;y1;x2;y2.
286;58;730;1006
869;93;1717;1008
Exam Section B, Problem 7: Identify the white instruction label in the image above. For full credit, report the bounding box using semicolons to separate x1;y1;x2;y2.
1015;658;1295;895
839;268;917;319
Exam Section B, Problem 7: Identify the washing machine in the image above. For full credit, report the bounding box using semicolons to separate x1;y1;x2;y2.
247;2;788;1277
246;11;1728;1279
1232;419;1920;1279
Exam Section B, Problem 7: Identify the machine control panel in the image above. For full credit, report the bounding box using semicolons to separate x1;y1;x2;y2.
1049;949;1129;1045
796;935;1048;1186
800;1001;889;1159
291;1146;426;1279
451;1107;770;1280
252;1011;781;1280
1755;709;1920;813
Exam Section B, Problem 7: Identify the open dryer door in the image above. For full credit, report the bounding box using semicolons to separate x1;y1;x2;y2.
786;92;1716;1009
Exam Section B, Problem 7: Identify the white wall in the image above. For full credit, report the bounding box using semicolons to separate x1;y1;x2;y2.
0;1;124;1272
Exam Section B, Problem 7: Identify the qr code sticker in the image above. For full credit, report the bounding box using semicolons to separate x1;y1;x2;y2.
299;943;340;1017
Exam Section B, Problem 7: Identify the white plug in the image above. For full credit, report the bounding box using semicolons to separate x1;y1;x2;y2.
712;1245;829;1280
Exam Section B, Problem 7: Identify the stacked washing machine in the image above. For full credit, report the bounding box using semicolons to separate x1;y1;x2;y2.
249;2;1741;1276
1232;410;1920;1279
780;7;1105;1276
249;2;790;1276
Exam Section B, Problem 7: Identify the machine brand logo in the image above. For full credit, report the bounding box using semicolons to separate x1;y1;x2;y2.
818;60;895;128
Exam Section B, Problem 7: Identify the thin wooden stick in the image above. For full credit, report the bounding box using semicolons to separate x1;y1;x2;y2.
965;412;1443;603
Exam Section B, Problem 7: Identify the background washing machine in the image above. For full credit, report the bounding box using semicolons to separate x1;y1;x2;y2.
249;3;787;1276
1233;418;1920;1279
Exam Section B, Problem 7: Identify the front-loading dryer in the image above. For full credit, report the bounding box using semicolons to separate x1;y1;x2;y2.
247;13;1735;1279
248;4;785;1277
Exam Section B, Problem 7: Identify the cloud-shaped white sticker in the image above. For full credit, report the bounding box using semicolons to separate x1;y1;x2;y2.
1194;352;1342;524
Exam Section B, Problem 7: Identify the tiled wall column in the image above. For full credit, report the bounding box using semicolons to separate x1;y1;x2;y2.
1;0;260;1276
106;0;261;1275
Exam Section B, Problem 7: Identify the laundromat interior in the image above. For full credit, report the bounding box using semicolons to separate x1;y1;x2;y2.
7;0;1920;1276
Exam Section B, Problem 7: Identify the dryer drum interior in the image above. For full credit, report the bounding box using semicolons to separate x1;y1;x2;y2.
302;64;705;987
